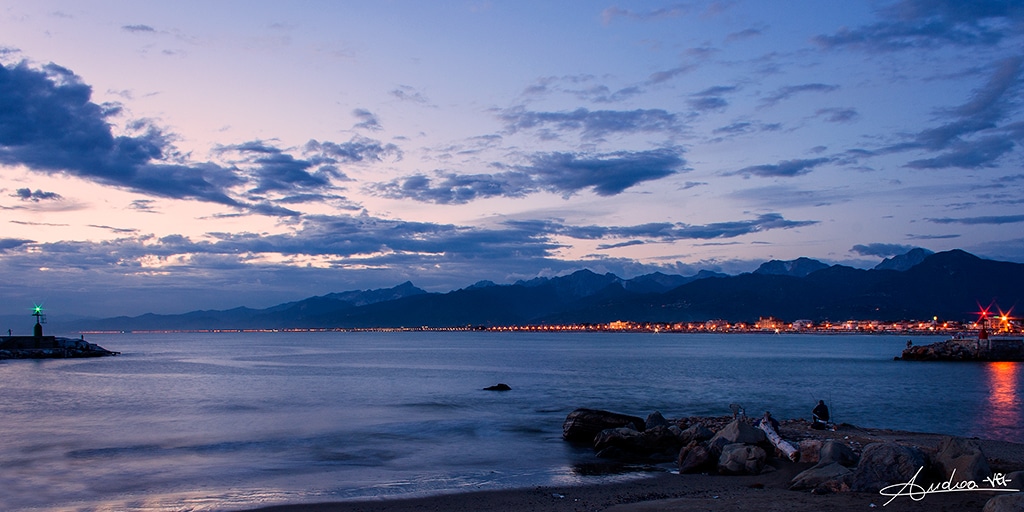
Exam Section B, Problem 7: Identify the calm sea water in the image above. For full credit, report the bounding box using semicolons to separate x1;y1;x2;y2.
0;332;1020;511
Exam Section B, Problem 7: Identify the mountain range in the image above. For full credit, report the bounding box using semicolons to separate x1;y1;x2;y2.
56;249;1024;331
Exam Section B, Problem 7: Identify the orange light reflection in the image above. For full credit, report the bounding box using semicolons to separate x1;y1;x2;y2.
983;362;1021;439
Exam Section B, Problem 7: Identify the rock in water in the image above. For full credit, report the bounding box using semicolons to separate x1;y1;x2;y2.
562;408;645;443
483;383;511;391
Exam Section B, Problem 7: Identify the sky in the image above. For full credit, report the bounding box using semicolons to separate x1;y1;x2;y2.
1;1;1023;318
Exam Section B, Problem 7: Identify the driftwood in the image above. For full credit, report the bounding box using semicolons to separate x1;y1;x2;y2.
758;419;799;461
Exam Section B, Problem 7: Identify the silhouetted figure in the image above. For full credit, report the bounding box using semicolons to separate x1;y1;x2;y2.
761;410;779;431
811;400;830;429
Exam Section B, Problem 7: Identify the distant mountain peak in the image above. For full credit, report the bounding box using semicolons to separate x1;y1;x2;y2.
874;248;935;271
753;257;829;277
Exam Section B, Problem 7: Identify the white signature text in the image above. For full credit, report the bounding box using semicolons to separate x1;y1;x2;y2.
879;467;1018;506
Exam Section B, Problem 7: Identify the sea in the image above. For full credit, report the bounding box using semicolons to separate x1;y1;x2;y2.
0;331;1021;511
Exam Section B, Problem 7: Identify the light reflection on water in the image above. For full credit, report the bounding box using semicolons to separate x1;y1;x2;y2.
0;332;1021;511
980;361;1022;442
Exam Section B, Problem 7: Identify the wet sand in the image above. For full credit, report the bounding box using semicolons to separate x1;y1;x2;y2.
248;421;1024;512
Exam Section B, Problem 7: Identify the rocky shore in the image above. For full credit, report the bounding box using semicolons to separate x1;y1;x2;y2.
249;410;1024;512
898;336;1024;362
0;335;119;359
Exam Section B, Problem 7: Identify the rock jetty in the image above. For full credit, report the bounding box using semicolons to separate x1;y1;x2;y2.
0;335;119;360
562;407;1013;506
899;337;1024;361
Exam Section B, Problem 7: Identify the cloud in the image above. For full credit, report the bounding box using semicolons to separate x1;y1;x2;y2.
601;4;690;24
761;83;839;107
0;238;33;251
816;107;860;123
905;136;1015;169
390;85;431;105
352;108;382;131
541;213;818;241
12;188;62;201
305;137;402;164
850;243;920;257
122;24;156;33
814;0;1024;52
498;106;683;139
688;85;737;112
729;157;831;178
0;60;244;206
372;148;685;204
725;27;763;43
215;141;337;196
928;214;1024;225
888;56;1023;168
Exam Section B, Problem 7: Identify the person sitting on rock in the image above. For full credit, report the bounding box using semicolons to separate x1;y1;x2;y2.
811;400;830;430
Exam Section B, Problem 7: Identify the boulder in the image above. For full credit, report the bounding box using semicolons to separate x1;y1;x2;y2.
850;442;927;492
678;441;714;474
932;436;991;483
595;425;682;461
790;461;853;491
562;408;645;443
483;383;511;391
820;440;859;467
717;443;767;475
645;411;671;430
708;419;766;452
679;423;714;445
1004;470;1024;491
594;427;642;458
798;439;823;465
984;494;1024;512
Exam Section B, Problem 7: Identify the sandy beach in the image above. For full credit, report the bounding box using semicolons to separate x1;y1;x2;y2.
249;420;1024;512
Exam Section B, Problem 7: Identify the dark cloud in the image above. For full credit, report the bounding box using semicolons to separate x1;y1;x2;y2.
352;108;382;131
12;188;62;201
519;76;643;104
688;96;728;111
217;137;397;200
814;0;1024;52
305;137;401;164
521;149;684;196
597;240;646;250
372;148;685;204
646;63;700;84
122;24;156;33
0;60;244;206
888;56;1022;168
816;107;860;123
601;4;690;24
850;243;920;257
129;199;157;212
0;238;33;251
88;224;138;234
220;141;332;194
761;83;839;107
729;157;831;178
542;213;818;241
928;214;1024;225
390;85;431;105
905;136;1015;168
725;27;764;43
498;107;683;139
370;171;534;205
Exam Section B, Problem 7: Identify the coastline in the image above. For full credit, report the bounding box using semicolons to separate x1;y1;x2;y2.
246;422;1024;512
